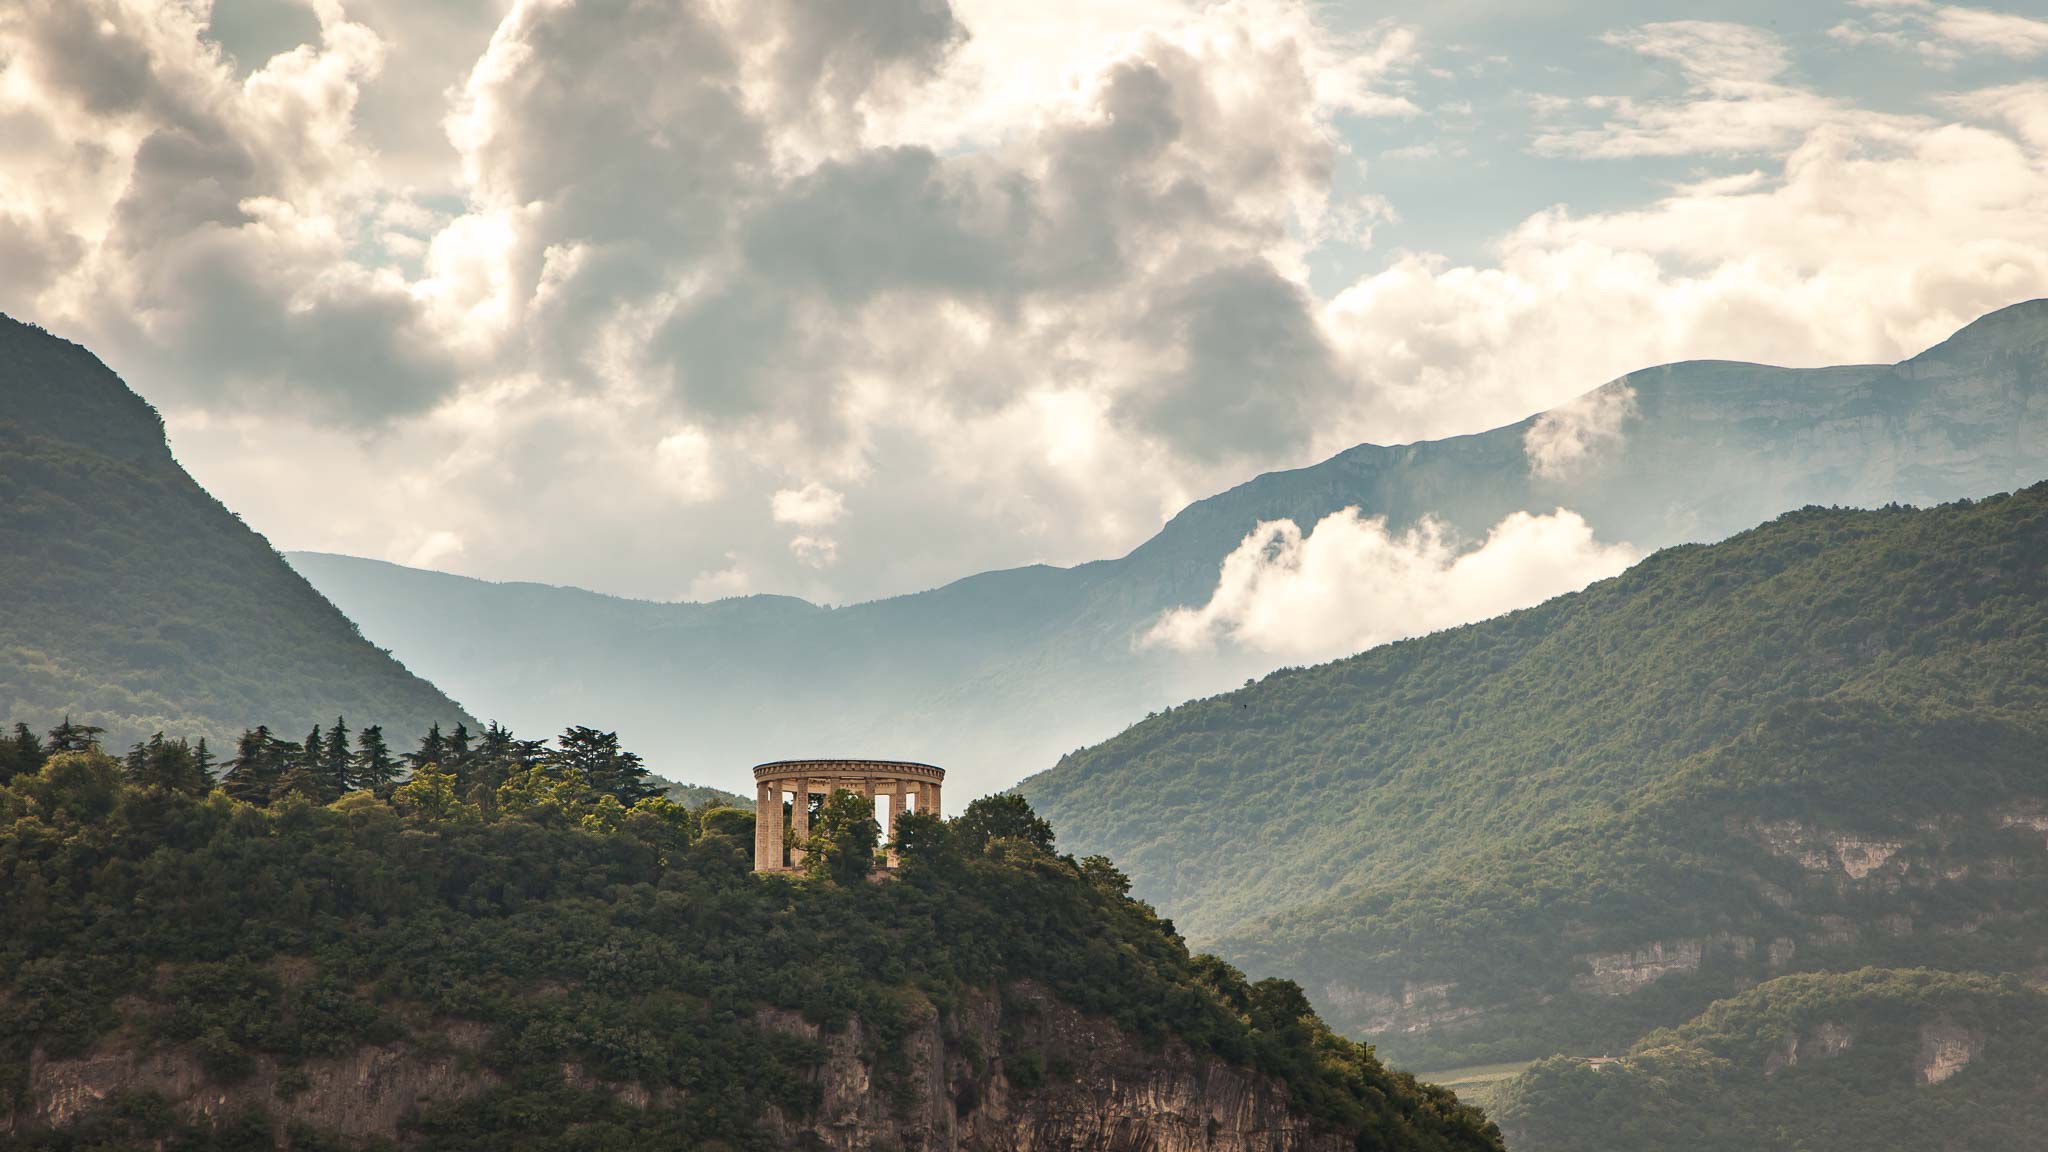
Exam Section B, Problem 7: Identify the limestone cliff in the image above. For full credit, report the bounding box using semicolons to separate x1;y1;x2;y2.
7;983;1377;1151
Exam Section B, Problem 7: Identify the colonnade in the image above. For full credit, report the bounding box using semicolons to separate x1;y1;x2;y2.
752;759;944;872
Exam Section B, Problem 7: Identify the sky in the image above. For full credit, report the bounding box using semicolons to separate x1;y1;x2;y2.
3;0;2047;606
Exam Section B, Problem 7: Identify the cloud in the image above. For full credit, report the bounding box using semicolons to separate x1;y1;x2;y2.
1145;508;1640;662
788;534;840;569
1934;7;2048;57
404;530;467;570
1831;5;2048;62
5;3;2047;616
654;427;721;503
1535;22;1918;158
1319;79;2048;448
1;0;1414;603
771;483;848;528
774;482;846;569
1525;382;1638;479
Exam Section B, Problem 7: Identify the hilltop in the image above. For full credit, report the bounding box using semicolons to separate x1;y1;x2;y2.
0;754;1498;1152
293;300;2048;798
1021;484;2048;1067
0;314;471;749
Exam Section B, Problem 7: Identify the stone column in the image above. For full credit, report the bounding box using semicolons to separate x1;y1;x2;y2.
790;778;811;867
881;780;900;842
753;782;768;870
928;780;941;819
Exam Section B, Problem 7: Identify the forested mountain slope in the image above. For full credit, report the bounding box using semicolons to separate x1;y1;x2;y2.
0;756;1499;1152
1492;969;2048;1152
294;300;2048;798
0;314;471;749
1020;485;2048;1067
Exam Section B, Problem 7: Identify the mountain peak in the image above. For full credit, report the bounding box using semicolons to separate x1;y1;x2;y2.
1909;297;2048;365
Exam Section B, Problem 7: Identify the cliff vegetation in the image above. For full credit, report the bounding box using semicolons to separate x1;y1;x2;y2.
0;737;1498;1152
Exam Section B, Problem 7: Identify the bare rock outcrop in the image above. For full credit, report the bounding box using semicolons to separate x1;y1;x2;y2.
9;984;1361;1152
1916;1018;1977;1085
758;982;1356;1152
10;1035;495;1140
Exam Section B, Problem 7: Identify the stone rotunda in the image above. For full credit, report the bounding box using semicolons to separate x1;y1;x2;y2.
753;759;943;872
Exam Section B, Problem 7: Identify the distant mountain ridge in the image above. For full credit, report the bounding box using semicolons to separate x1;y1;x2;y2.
292;299;2048;798
0;313;472;750
1020;484;2048;1071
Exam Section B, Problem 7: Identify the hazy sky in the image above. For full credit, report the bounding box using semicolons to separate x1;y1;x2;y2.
4;0;2046;604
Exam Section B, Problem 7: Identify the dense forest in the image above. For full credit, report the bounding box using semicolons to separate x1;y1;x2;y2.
0;717;1498;1152
1493;969;2048;1151
1023;484;2048;1067
0;314;471;751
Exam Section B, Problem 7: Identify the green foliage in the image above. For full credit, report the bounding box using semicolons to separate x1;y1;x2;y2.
0;314;471;754
953;793;1055;856
698;805;755;840
1024;485;2048;1065
1492;969;2048;1152
0;761;1499;1151
802;788;880;885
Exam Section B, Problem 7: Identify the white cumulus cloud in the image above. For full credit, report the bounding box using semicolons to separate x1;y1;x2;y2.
1144;508;1641;663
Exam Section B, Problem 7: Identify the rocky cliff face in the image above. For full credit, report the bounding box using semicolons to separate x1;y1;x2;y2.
759;982;1353;1152
6;983;1354;1152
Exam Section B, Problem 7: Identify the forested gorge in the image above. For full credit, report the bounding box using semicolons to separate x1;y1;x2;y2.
0;720;1499;1152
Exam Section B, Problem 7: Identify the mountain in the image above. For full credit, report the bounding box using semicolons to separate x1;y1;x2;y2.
0;314;471;750
0;756;1500;1152
1492;969;2048;1152
291;300;2048;799
1019;484;2048;1070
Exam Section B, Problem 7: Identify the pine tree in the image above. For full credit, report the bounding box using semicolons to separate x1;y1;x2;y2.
410;723;448;772
352;725;400;796
465;721;520;807
129;733;200;794
192;738;216;795
46;716;105;754
273;726;328;802
322;718;353;798
548;726;659;805
124;739;150;782
2;722;44;784
222;726;282;806
446;722;473;777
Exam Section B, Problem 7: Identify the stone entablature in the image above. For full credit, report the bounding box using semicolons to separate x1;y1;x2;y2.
753;759;943;873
